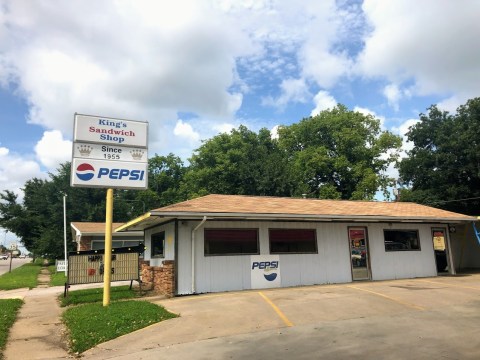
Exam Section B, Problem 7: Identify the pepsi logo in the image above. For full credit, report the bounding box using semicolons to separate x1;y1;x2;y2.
76;163;95;181
264;273;278;281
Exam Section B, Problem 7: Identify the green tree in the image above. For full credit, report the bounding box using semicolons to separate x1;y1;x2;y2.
278;105;402;199
183;125;296;197
0;163;125;258
398;98;480;214
0;157;190;257
148;153;187;206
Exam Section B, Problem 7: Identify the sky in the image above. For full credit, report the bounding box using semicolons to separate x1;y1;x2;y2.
1;0;480;246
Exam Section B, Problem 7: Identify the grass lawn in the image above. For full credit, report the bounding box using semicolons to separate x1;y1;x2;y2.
59;285;139;307
63;300;177;353
0;299;23;359
48;265;67;287
0;263;42;290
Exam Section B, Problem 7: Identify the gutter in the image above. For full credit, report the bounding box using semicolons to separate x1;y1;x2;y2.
191;216;208;294
70;223;82;251
149;211;476;223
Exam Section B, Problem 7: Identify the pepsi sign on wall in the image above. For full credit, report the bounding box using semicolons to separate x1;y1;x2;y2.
250;255;281;289
71;114;148;189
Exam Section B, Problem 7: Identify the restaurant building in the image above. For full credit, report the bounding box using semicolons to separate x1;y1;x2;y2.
114;194;478;296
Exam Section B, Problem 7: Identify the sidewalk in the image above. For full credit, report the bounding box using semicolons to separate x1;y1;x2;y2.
3;266;71;360
1;268;135;360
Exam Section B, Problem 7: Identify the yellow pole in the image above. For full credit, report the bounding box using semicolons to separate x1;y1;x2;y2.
103;188;113;307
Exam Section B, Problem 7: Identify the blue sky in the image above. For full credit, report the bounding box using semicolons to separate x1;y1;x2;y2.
1;0;480;246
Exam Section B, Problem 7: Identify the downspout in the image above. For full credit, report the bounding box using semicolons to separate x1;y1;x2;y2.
191;216;207;294
75;233;81;251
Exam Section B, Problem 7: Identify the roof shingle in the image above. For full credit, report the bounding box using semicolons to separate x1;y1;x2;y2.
151;194;474;221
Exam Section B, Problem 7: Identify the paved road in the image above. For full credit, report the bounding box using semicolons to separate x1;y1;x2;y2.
0;257;31;276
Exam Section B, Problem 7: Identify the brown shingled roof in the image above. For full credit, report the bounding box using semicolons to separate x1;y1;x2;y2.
151;194;474;221
71;222;126;234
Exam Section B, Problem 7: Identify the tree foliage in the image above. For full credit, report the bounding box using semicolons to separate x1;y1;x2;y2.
278;105;402;199
398;98;480;214
0;104;406;255
184;125;296;197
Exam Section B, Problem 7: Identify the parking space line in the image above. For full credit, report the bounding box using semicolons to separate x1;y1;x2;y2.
418;279;480;291
258;291;294;327
348;285;425;311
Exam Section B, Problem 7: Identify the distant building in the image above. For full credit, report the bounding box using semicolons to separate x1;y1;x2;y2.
70;222;143;251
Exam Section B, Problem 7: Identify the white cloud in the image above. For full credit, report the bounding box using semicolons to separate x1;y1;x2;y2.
311;91;337;116
299;1;354;88
0;0;255;137
213;123;235;134
383;84;402;111
262;78;310;110
34;130;72;168
173;120;200;144
437;94;470;114
391;118;420;154
270;125;280;140
0;148;45;198
353;106;386;129
358;0;480;99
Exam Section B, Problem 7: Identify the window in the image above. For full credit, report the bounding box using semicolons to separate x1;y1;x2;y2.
91;240;141;250
204;229;259;255
384;230;421;251
151;231;165;258
269;229;317;254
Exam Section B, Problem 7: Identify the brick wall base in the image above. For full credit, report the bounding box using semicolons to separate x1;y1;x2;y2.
141;260;175;297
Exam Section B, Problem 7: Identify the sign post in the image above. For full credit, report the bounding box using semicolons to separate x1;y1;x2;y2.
103;188;113;306
71;114;148;307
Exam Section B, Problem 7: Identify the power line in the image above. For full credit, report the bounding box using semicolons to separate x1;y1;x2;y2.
432;196;480;204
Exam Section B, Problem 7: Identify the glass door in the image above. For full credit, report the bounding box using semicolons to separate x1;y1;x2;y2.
349;227;370;281
432;228;449;274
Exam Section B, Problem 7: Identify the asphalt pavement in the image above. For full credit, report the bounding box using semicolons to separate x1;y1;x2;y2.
0;257;31;276
2;269;480;360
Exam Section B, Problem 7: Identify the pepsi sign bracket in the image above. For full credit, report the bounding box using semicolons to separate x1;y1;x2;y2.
70;114;148;306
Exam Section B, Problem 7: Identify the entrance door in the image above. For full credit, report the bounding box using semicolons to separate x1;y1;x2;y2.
348;227;370;280
432;228;449;274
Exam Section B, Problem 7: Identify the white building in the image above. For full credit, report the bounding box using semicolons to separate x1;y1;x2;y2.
116;194;478;296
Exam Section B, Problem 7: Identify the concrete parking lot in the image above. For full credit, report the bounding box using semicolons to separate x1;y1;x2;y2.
84;274;480;359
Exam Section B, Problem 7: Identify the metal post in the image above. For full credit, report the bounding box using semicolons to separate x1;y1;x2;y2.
63;194;68;276
103;188;114;306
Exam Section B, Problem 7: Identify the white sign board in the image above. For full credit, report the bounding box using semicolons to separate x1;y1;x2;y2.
73;114;148;147
250;255;281;289
71;158;148;189
56;260;68;272
71;114;148;189
73;142;147;163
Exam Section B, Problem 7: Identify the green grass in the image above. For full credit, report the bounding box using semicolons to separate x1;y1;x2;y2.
0;263;42;290
60;285;138;307
48;265;67;287
63;300;177;353
0;299;23;358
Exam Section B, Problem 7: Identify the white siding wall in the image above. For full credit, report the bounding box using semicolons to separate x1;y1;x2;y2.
368;223;438;280
174;220;441;295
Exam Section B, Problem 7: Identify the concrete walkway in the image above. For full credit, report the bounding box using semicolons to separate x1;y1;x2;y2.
3;266;71;360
